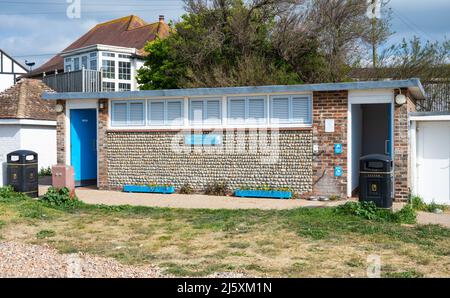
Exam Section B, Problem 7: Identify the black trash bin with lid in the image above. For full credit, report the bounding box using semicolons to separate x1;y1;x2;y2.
359;154;393;208
6;150;39;198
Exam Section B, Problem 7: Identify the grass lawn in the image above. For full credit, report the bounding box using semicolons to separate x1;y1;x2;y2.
0;189;449;277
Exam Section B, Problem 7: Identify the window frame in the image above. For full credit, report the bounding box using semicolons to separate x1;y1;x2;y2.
147;99;185;126
227;96;267;125
269;94;312;125
111;100;146;127
189;98;222;125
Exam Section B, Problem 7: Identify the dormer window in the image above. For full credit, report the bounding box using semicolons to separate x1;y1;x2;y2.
89;52;97;70
102;52;115;57
64;58;72;72
73;57;80;71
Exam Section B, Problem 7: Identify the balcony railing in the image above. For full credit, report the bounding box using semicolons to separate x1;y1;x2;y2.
43;69;102;93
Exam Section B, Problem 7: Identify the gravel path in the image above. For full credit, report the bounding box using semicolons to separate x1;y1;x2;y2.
0;241;168;278
0;241;251;278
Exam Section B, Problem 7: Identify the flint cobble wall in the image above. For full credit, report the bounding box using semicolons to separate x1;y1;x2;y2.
105;129;313;193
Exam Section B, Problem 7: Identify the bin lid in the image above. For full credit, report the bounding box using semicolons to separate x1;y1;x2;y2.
7;150;38;163
360;154;391;162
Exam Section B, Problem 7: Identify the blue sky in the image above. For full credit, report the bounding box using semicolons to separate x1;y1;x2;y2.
0;0;448;68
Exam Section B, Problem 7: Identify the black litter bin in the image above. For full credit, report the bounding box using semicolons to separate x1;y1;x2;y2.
6;150;39;198
359;154;393;208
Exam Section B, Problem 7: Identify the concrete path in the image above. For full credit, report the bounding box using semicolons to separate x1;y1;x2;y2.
417;211;450;228
74;188;348;210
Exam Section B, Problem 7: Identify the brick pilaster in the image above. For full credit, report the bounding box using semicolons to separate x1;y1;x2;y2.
97;99;109;190
56;100;66;164
393;89;416;202
312;91;348;197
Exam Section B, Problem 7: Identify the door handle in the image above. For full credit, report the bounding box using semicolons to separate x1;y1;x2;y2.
385;140;390;155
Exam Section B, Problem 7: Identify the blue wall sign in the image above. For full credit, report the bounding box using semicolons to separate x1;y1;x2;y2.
334;143;343;154
334;166;343;177
185;134;222;146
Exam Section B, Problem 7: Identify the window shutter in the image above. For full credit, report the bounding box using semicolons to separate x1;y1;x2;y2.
292;96;311;124
206;100;221;123
229;99;245;122
271;97;289;123
167;101;183;124
190;100;204;123
129;102;144;125
248;98;265;121
112;103;127;126
149;101;164;124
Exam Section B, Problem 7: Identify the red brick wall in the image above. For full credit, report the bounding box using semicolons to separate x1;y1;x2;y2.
393;89;416;201
312;91;348;197
97;99;109;190
56;100;66;164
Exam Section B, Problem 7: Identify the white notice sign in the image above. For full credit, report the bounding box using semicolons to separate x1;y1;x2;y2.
325;119;335;133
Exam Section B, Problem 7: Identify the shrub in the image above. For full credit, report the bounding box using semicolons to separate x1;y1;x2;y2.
179;183;194;194
410;196;448;213
204;182;230;196
336;201;417;224
38;167;52;177
40;187;82;209
0;186;28;202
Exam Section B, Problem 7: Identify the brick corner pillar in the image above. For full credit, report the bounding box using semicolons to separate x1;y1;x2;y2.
393;89;416;202
56;99;66;165
97;99;109;190
312;90;348;198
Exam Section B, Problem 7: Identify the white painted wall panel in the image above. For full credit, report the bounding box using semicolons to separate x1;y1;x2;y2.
0;74;15;92
0;125;21;186
20;125;57;173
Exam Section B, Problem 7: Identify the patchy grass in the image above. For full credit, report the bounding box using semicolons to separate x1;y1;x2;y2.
0;188;449;277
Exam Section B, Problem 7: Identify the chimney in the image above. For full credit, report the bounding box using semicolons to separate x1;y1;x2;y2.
159;15;165;23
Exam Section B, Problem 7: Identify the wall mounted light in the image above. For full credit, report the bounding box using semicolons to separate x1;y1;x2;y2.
55;104;64;113
395;93;407;105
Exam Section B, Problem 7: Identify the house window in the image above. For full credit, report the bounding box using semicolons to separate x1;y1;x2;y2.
102;52;115;57
111;101;145;126
89;52;97;70
148;99;183;126
64;58;72;72
81;56;88;69
118;54;131;59
228;97;266;124
189;99;221;125
102;60;115;79
102;82;115;92
270;95;312;124
118;61;131;80
118;83;131;91
73;57;80;71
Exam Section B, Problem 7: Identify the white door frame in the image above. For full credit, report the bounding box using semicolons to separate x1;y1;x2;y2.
347;89;395;197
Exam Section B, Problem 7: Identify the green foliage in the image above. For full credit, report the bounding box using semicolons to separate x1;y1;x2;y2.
204;181;230;196
0;186;28;202
39;187;82;209
410;196;448;213
36;229;56;239
336;201;417;224
179;183;194;194
38;167;52;177
137;1;327;89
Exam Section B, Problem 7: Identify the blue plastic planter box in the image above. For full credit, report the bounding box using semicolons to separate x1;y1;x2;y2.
123;185;175;194
234;189;292;199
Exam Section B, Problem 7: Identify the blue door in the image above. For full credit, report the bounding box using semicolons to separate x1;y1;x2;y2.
70;109;97;186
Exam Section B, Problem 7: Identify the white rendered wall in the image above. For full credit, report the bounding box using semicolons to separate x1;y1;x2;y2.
0;123;56;186
0;125;21;186
0;74;15;93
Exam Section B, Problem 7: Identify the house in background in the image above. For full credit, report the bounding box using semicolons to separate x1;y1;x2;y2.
27;15;170;92
0;79;56;186
0;49;28;93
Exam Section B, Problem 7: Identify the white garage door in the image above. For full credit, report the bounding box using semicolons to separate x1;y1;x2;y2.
416;121;450;204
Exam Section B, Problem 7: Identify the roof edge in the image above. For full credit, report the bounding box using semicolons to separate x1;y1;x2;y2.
42;79;427;101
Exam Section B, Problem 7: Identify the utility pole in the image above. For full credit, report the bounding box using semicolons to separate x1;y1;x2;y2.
371;0;378;69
